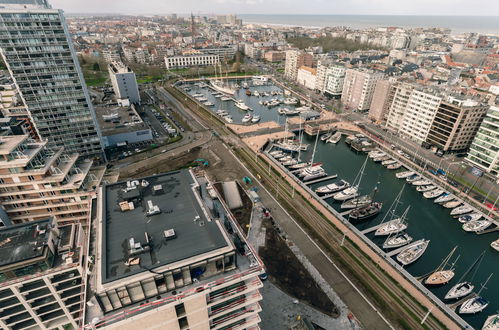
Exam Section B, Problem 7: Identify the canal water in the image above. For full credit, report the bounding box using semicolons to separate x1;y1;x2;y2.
296;134;498;329
185;80;299;125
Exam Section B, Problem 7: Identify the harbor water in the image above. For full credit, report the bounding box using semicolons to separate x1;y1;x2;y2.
297;134;498;329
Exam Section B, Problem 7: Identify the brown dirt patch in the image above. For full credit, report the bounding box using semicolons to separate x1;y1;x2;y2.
259;220;339;317
213;181;252;235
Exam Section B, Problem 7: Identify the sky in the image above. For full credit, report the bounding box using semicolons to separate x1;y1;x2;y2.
50;0;499;16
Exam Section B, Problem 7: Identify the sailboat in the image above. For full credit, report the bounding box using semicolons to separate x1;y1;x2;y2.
341;195;372;209
459;273;494;314
396;171;415;179
375;206;409;236
326;132;342;144
383;232;413;249
210;63;236;95
396;239;430;266
424;246;459;286
374;186;407;236
482;314;499;330
298;133;327;181
445;251;485;300
333;156;368;201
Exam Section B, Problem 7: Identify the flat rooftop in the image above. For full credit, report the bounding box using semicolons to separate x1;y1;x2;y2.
101;170;230;284
95;105;148;135
0;218;51;269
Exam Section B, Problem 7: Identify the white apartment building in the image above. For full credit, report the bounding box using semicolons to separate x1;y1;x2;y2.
108;61;141;104
324;65;347;97
341;69;384;112
399;88;444;144
315;60;331;93
368;79;396;123
0;217;87;329
0;133;104;226
165;54;220;70
466;106;499;178
84;170;265;329
296;66;317;90
385;83;415;131
102;49;121;63
0;0;104;159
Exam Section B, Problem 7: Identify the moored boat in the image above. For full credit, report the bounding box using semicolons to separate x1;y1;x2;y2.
251;114;261;123
491;239;499;252
315;180;349;195
450;204;473;216
341;195;372;209
424;189;444;199
242;113;253;123
375;218;407;236
387;163;402;170
482;314;499;330
458;213;482;223
383;232;413;249
411;179;432;186
223;115;233;123
396;239;430;266
425;270;455;286
459;297;490;314
396;171;415;179
381;159;397;166
443;200;461;209
326;132;342;144
333;186;359;201
435;193;454;204
416;185;436;192
235;100;251;111
462;220;491;232
289;162;309;170
445;282;474;300
349;202;382;221
406;174;421;183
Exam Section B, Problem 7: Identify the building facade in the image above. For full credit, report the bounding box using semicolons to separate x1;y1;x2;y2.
323;65;346;98
385;83;415;131
368;79;396;123
296;66;317;90
0;1;104;159
466;106;499;178
108;61;140;104
0;217;87;329
425;97;488;152
165;54;220;69
398;88;444;145
0;133;104;225
341;69;384;112
284;50;313;81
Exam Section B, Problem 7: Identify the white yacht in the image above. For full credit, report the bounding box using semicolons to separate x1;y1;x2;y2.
396;240;430;266
315;180;349;195
283;97;298;105
299;165;328;181
435;193;454;204
326;132;342;144
381;159;397;166
406;174;421;183
482;314;499;330
333;186;359;201
445;282;474;300
203;101;214;107
235;100;251;111
375;219;408;236
443;200;461;209
396;171;415;179
387;163;402;170
242;113;253;123
411;179;432;186
491;239;499;252
451;204;473;216
459;297;490;314
383;232;413;249
223;115;233;123
221;96;232;101
251;115;261;123
423;189;444;199
282;159;298;166
416;185;436;192
458;213;482;223
253;90;260;97
463;220;491;232
368;150;385;159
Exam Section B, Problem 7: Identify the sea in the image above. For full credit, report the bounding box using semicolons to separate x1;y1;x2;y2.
239;14;499;35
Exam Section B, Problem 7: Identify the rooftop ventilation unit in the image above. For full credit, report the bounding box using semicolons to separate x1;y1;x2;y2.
152;184;163;195
163;229;176;240
146;200;161;216
128;237;150;256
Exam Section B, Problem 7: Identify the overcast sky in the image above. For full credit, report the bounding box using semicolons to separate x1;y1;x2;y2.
50;0;499;16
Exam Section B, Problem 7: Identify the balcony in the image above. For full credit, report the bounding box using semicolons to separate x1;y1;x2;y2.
208;278;263;306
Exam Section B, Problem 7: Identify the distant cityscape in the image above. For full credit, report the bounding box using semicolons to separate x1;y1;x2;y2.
0;1;497;330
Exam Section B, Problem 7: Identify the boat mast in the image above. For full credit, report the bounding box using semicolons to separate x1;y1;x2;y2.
378;185;405;225
309;130;320;168
477;273;493;295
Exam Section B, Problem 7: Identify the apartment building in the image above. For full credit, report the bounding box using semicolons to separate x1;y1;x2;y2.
0;217;87;329
197;46;237;61
368;79;396;123
296;66;317;90
264;51;285;62
385;83;416;131
284;50;313;81
341;69;384;112
426;97;488;152
102;49;121;63
314;60;330;93
466;105;499;178
85;169;265;329
323;65;346;98
398;88;444;144
108;61;140;104
165;54;220;70
0;0;104;159
0;133;104;225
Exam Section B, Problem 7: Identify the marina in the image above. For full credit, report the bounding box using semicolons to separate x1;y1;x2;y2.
266;132;499;329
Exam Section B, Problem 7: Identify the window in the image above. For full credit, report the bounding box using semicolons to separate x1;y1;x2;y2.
178;317;188;329
175;303;186;317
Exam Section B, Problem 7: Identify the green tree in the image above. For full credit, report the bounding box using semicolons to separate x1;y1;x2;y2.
92;62;100;71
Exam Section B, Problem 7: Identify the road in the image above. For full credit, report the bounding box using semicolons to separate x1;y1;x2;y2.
163;83;454;329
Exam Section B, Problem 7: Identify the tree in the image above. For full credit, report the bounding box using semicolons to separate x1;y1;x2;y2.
232;62;241;73
92;62;100;71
